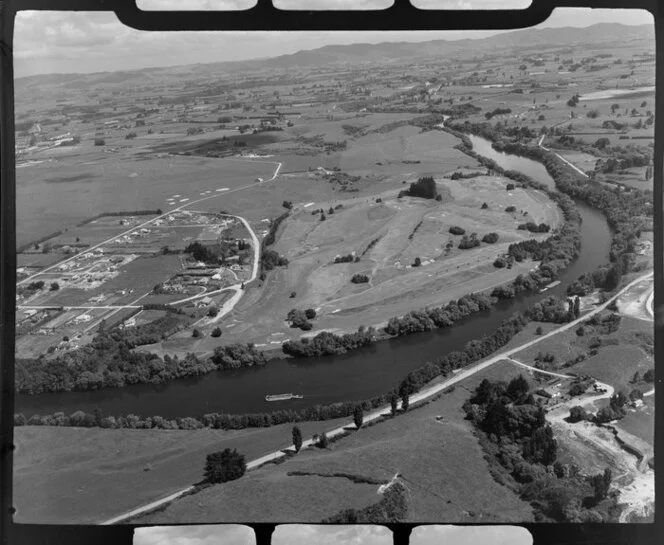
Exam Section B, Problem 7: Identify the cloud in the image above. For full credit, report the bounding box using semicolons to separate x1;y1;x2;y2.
138;0;257;9
134;525;255;545
273;525;392;545
411;525;533;545
12;7;653;78
413;0;531;8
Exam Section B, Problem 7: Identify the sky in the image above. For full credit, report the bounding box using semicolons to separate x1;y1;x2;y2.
13;3;653;78
133;524;255;545
410;525;533;545
272;524;392;545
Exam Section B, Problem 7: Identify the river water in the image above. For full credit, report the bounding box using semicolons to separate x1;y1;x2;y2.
15;135;612;419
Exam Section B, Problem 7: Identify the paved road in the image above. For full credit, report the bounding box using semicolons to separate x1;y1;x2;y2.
101;270;653;525
505;356;575;380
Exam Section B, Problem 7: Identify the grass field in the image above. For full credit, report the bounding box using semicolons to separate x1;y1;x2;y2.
17;152;274;247
13;417;351;524
213;171;560;348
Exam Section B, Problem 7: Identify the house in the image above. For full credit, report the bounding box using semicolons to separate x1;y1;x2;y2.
74;313;92;323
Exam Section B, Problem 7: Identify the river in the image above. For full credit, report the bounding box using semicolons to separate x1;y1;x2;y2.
15;135;613;419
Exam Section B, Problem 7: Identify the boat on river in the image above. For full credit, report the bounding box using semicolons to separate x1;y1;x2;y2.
539;280;561;293
265;393;303;402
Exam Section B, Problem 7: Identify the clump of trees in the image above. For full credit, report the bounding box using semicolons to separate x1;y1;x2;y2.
449;226;465;236
517;222;551;233
211;343;266;370
485;107;512;120
482;233;499;244
351;273;370;284
463;376;619;521
204;448;246;483
458;233;480;250
398;176;438;200
283;328;375;358
184;241;217;263
287;308;316;331
261;249;288;271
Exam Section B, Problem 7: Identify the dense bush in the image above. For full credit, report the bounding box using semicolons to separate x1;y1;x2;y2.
351;273;370;284
458;233;481;250
211;343;266;370
261;249;288;271
398;176;438;199
282;328;376;358
204;448;246;483
482;232;499;244
449;226;465;235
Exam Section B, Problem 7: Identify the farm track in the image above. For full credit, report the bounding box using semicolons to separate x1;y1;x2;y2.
102;271;652;525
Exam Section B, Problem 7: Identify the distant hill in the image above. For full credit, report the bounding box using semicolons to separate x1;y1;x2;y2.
16;22;654;86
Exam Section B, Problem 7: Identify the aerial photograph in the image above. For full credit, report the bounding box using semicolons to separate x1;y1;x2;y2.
11;6;654;526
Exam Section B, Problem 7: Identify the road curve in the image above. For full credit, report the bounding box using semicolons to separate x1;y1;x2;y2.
101;270;652;524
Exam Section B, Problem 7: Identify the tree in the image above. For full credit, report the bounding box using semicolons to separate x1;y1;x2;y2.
400;392;410;412
573;296;581;318
49;282;60;291
481;202;489;209
390;395;399;416
413;257;422;267
591;468;612;501
353;405;364;429
292;426;303;452
94;138;105;146
204;448;246;483
643;369;655;383
305;308;316;320
318;432;329;448
631;371;641;384
211;327;222;338
536;326;543;335
282;200;293;209
192;328;201;338
208;306;219;317
568;406;587;423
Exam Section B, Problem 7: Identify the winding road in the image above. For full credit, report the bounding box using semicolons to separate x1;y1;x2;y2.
101;270;653;525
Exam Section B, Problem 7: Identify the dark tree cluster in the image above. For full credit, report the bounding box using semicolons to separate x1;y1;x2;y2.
282;328;376;357
448;226;465;235
351;273;370;284
458;233;481;250
385;292;495;337
184;241;217;263
398;176;438;200
15;316;208;394
517;222;551;233
211;343;267;370
261;249;289;271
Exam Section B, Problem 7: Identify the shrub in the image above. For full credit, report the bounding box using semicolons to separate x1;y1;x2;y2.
192;328;201;338
505;206;516;212
482;233;499;244
449;226;465;236
481;202;489;209
211;327;222;338
94;138;105;146
412;257;422;267
207;306;219;317
318;433;330;448
568;406;587;423
305;309;316;320
351;274;369;284
204;448;246;483
353;405;364;429
506;183;515;191
536;326;543;335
